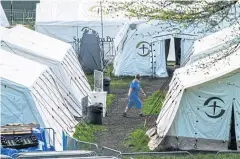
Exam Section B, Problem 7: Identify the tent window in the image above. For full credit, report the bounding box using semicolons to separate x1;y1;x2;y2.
229;103;237;150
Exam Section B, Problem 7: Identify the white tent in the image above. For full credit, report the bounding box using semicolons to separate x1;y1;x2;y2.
182;24;240;66
35;0;139;43
147;41;240;150
113;2;240;77
0;49;78;150
113;20;202;77
1;25;91;117
0;3;9;27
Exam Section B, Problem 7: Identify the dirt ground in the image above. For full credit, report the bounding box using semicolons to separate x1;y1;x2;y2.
95;67;174;153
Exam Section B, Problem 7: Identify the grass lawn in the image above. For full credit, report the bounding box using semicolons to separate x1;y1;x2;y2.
73;122;106;143
167;61;176;66
120;153;240;159
123;125;240;158
124;126;150;152
143;90;166;115
106;93;116;109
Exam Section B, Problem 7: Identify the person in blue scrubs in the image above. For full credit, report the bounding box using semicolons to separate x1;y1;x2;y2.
123;74;146;117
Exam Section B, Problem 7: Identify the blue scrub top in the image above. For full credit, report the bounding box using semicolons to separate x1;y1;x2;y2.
128;80;142;109
130;80;141;97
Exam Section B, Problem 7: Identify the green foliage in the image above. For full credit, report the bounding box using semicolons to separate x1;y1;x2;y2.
73;123;105;142
106;94;116;109
86;73;94;90
143;90;166;115
104;64;114;77
102;0;238;29
124;126;150;152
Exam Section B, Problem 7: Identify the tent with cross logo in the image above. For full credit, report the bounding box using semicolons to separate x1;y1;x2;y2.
113;20;205;77
0;49;78;150
1;25;91;117
146;35;240;151
113;2;240;77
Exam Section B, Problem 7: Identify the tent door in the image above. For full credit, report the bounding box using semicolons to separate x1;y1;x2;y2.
229;102;237;150
165;39;171;64
174;38;181;65
165;38;181;66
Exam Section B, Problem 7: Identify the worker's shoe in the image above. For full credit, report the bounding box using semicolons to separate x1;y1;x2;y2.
139;113;145;117
122;112;126;117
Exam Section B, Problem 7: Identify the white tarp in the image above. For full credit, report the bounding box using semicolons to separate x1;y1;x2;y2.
0;4;9;27
0;49;78;150
35;0;140;43
167;37;176;62
147;38;240;151
1;25;91;117
183;24;240;66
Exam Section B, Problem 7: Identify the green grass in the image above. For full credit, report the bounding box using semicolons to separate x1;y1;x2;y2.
122;156;192;159
86;73;94;90
110;76;133;89
167;61;176;66
120;151;240;159
124;126;150;152
106;94;116;109
73;123;105;142
143;90;166;115
85;64;136;90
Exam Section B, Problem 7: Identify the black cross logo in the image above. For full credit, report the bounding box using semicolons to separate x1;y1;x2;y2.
136;41;150;57
204;97;225;118
139;44;149;55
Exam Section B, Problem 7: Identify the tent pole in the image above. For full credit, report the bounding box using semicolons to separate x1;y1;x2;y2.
100;0;104;65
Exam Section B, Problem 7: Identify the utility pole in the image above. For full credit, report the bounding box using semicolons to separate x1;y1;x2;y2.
100;0;104;63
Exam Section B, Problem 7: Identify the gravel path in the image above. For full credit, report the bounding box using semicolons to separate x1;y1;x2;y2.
95;72;173;153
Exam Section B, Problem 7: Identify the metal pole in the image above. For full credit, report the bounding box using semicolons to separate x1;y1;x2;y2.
10;0;13;25
151;43;154;79
100;0;104;63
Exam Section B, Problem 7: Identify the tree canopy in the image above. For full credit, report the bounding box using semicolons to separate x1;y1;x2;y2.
103;0;239;29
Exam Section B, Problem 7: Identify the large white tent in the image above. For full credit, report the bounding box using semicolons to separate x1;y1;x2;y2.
147;35;240;151
113;20;203;77
0;49;78;150
113;2;240;77
35;0;139;43
1;25;91;117
182;24;240;66
0;3;9;27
